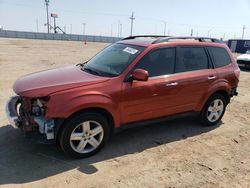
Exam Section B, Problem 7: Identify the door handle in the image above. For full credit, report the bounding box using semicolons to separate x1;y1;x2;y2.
208;76;216;80
166;82;178;86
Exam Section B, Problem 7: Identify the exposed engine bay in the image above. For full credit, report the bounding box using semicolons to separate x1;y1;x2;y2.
6;96;56;141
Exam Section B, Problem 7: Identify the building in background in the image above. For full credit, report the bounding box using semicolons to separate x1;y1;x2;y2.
228;39;250;54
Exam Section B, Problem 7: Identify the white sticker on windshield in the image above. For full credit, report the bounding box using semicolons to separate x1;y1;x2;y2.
123;47;138;54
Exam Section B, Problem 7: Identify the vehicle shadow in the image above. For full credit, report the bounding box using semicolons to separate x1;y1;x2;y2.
0;117;220;185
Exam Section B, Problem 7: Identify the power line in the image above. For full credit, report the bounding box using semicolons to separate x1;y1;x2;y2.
0;0;130;17
1;0;248;31
136;15;245;29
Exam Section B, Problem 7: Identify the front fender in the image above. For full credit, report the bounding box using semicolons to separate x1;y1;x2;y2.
45;92;120;128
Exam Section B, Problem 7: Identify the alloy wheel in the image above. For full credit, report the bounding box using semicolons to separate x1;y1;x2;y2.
70;121;104;154
207;99;224;122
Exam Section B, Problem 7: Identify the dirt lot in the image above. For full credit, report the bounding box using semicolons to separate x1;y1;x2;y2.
0;38;249;188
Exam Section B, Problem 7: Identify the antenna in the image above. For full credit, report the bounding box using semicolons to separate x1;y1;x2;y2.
44;0;50;33
130;12;135;36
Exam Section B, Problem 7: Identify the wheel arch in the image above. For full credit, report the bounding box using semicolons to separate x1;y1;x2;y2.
196;88;230;112
56;107;116;142
213;90;230;104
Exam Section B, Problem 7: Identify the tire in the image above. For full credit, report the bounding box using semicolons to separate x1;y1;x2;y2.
199;94;227;126
59;111;110;158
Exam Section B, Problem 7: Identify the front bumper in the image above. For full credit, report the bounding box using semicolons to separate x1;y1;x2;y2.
6;96;59;142
5;96;21;128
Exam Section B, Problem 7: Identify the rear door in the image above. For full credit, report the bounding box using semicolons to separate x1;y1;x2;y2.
207;46;235;83
163;46;218;112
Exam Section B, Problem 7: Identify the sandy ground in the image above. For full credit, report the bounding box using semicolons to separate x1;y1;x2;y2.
0;38;249;188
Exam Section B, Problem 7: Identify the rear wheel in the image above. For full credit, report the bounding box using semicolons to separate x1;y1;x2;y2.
59;112;110;158
200;94;227;126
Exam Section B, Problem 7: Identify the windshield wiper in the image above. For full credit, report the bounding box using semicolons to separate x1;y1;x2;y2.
81;65;102;76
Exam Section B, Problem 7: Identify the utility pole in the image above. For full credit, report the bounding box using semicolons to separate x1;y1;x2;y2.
130;12;135;36
223;33;226;40
111;24;113;37
242;25;246;39
190;28;193;36
162;21;166;36
117;21;122;37
208;28;213;37
120;23;122;38
70;24;72;34
82;23;86;35
36;19;39;32
118;20;120;37
45;0;50;33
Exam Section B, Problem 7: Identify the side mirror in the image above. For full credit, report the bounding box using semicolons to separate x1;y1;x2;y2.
131;69;149;81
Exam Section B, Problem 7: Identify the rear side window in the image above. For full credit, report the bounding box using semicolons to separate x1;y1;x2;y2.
207;47;231;68
175;47;208;73
135;48;175;77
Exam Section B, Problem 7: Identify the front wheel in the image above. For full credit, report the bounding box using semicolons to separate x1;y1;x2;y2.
200;94;227;126
59;112;110;158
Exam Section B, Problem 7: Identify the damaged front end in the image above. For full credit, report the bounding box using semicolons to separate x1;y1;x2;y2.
5;96;61;144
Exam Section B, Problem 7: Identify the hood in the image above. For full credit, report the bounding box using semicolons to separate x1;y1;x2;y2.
13;65;110;97
237;54;250;61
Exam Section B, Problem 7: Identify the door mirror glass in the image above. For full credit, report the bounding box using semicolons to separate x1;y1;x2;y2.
131;69;149;81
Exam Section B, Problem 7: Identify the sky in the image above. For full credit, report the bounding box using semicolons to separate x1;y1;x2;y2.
0;0;250;40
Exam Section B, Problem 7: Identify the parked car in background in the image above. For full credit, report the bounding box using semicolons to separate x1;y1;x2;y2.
6;36;240;158
237;50;250;69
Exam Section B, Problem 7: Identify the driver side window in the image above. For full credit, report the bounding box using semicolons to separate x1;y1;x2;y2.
135;48;175;77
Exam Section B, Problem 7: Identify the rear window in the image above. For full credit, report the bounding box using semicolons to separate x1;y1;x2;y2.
207;47;231;68
175;47;208;73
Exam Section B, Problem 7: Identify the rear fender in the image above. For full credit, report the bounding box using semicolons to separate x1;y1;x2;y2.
195;80;231;111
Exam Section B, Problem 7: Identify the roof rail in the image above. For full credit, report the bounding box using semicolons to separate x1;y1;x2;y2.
152;37;221;44
122;35;169;40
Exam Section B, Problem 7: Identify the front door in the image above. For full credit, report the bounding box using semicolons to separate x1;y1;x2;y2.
120;47;177;124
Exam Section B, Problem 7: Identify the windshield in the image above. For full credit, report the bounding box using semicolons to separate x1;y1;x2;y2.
83;43;145;77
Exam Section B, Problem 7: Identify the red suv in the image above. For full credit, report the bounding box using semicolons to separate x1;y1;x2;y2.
6;36;240;158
